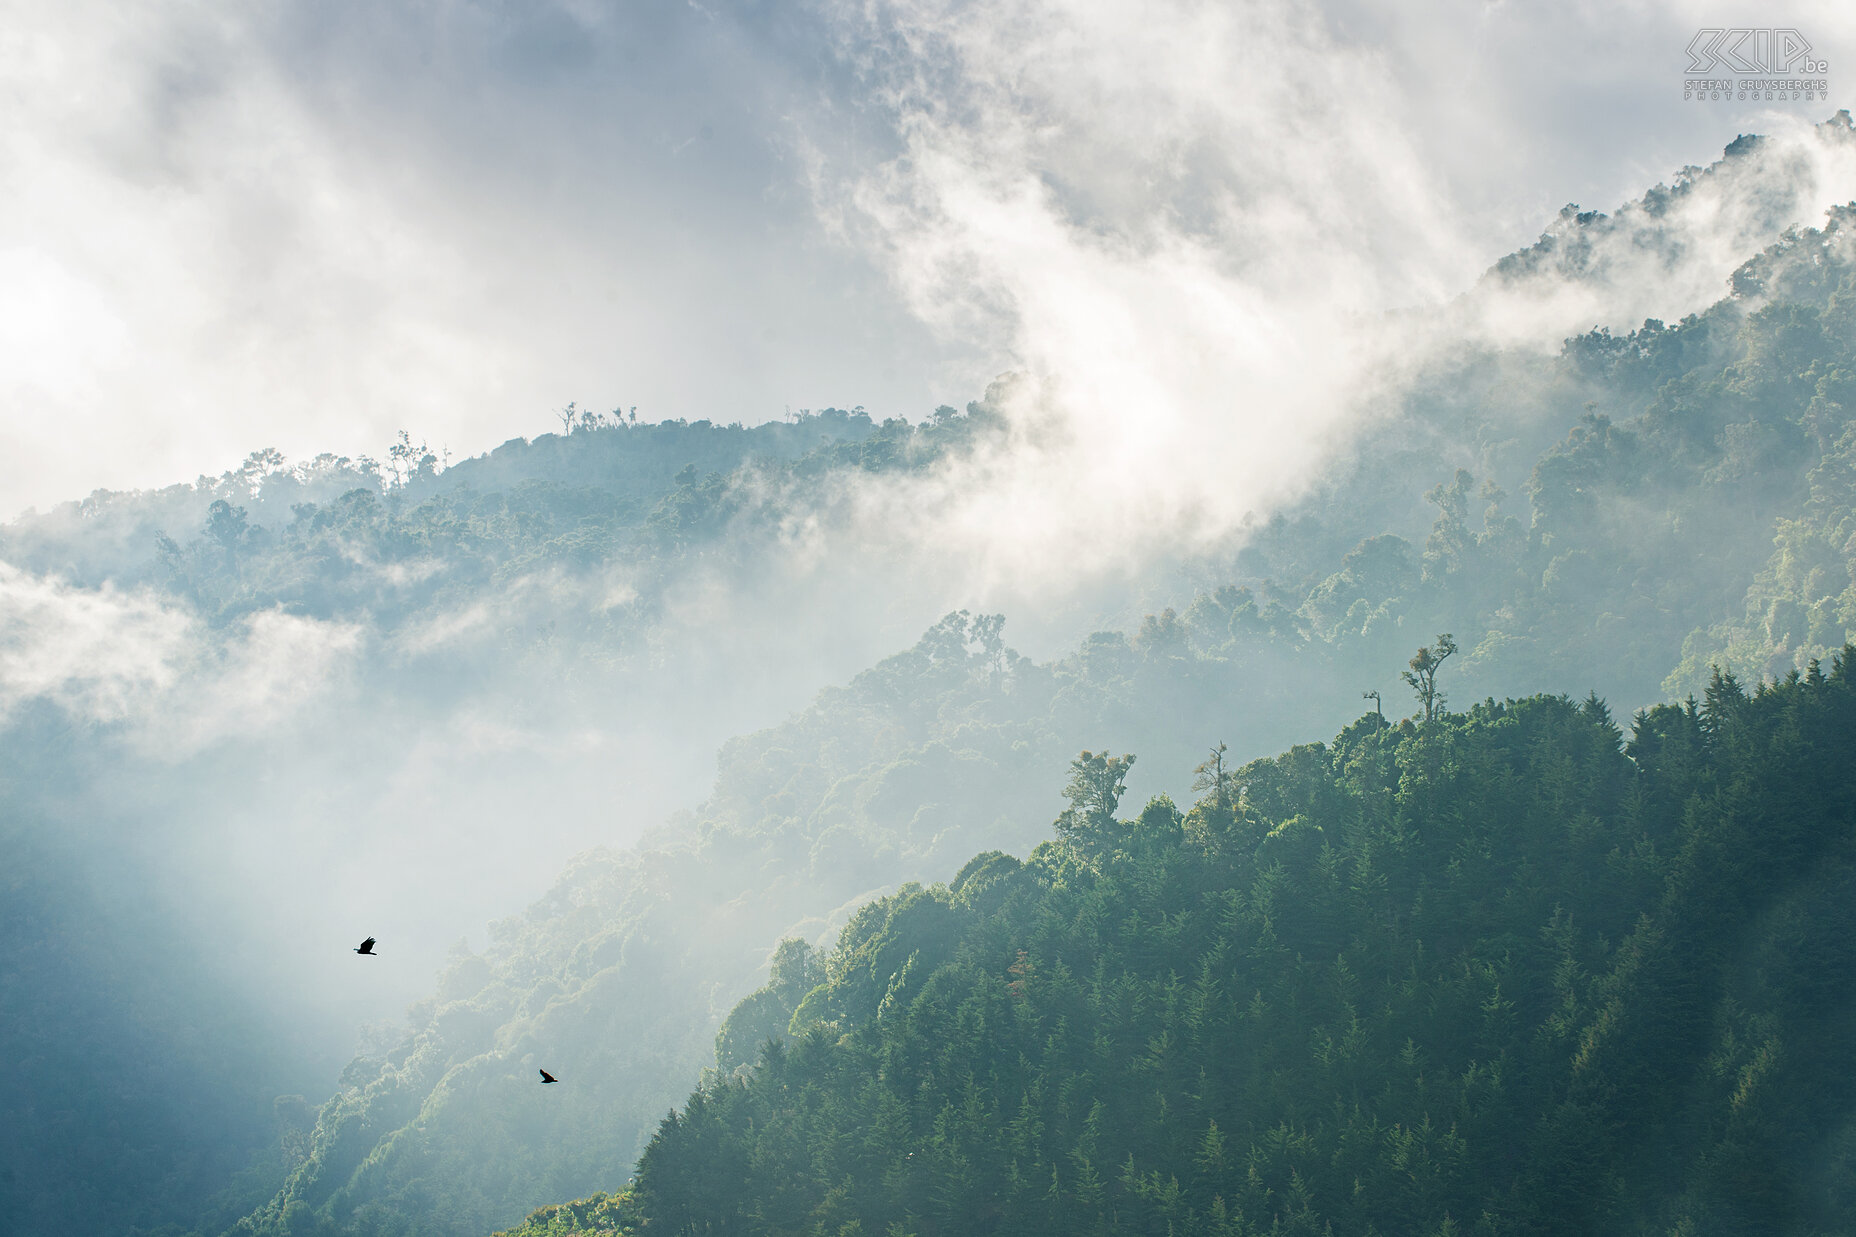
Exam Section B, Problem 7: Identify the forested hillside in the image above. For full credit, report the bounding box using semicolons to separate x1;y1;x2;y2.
9;125;1856;1237
230;192;1856;1237
633;662;1856;1236
1233;197;1856;709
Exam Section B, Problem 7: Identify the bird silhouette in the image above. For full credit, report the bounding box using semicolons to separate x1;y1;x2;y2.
539;1069;558;1084
354;937;378;955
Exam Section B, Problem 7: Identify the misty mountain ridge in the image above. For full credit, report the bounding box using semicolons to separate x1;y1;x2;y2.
1468;110;1856;340
1487;112;1856;289
245;159;1856;1233
6;123;1856;1237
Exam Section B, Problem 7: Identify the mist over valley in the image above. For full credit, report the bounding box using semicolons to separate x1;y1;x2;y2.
6;5;1856;1235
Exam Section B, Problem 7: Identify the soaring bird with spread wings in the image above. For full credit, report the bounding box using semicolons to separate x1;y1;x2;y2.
539;1069;558;1084
354;937;378;955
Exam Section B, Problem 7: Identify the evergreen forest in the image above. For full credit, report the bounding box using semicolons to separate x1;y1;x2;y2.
634;666;1856;1235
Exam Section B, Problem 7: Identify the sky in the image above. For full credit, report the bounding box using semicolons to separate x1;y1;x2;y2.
1;0;1853;520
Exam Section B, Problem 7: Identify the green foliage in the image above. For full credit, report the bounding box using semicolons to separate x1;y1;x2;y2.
635;659;1856;1236
716;940;822;1074
1190;742;1232;812
487;1190;643;1236
1056;750;1136;838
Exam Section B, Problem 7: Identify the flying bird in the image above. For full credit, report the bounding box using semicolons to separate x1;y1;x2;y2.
539;1069;558;1084
354;937;378;955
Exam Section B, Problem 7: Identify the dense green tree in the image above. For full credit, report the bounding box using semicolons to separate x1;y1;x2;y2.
1056;750;1136;838
632;653;1856;1236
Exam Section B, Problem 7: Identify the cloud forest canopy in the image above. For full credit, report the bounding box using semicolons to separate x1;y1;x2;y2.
8;128;1856;1237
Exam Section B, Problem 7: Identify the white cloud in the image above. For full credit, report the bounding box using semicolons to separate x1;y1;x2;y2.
4;1;1855;639
4;0;1853;550
0;0;961;520
1466;116;1856;346
795;0;1856;588
0;560;189;722
152;607;364;756
0;559;362;753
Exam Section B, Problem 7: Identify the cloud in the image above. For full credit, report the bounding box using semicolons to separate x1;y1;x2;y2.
0;561;190;723
0;1;515;514
792;0;1856;589
1466;115;1856;346
152;607;364;756
0;559;362;753
5;0;1852;561
0;0;959;519
783;0;1470;582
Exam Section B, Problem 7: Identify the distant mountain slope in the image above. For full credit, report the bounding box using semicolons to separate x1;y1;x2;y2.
221;151;1856;1237
1;407;886;587
0;404;1000;1237
1475;110;1856;331
0;405;896;611
1242;198;1856;708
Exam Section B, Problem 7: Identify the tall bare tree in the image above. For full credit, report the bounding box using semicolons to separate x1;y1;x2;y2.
1191;742;1232;812
1402;633;1458;722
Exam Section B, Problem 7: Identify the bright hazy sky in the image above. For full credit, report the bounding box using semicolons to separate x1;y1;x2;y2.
1;0;1852;518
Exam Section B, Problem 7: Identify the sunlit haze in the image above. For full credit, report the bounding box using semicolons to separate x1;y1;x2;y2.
1;1;1849;516
6;4;1856;1235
